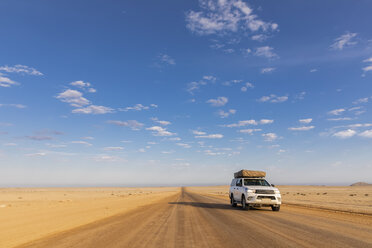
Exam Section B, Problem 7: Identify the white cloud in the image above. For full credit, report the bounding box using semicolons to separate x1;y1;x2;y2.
119;103;157;112
299;118;312;124
288;126;315;131
327;117;353;121
251;34;268;42
330;32;357;50
239;128;262;134
56;89;90;107
93;155;123;162
185;0;278;35
259;119;274;124
333;129;356;139
107;120;144;130
146;126;176;136
159;53;176;65
217;109;236;118
71;141;92;146
70;80;96;93
0;74;19;87
187;76;216;94
362;57;372;75
176;143;191;148
224;119;257;127
25;152;47;157
195;134;223;139
328;108;345;115
258;94;288;103
352;97;369;104
72;105;113;114
310;69;318;73
261;67;276;74
241;82;254;92
359;130;372;138
0;103;26;109
103;146;124;151
151;117;171;125
207;96;228;107
192;130;206;135
262;133;278;141
254;46;278;59
0;65;43;76
347;123;372;128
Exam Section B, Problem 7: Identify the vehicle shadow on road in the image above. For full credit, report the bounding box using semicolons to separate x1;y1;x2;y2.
168;201;269;211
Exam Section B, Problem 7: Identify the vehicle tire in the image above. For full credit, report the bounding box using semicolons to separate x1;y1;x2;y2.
241;196;248;210
271;205;280;211
230;194;237;207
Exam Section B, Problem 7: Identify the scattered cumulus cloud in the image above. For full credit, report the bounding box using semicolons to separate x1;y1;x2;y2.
176;143;192;148
71;141;92;146
328;108;345;115
359;130;372;138
56;89;90;107
217;109;236;118
299;118;312;124
107;120;144;130
259;119;274;124
185;0;278;35
258;94;288;103
119;103;157;112
330;32;358;50
288;126;315;131
362;57;372;75
103;146;124;151
241;82;254;92
72;105;114;114
224;119;257;127
151;117;171;125
207;96;228;106
0;65;43;76
251;34;268;42
159;53;176;65
0;104;26;109
261;67;275;74
262;133;278;141
195;133;223;139
192;130;206;135
239;128;262;134
332;129;356;139
187;75;216;94
0;74;19;87
70;80;96;93
327;117;353;121
310;69;318;73
146;126;176;136
254;46;278;59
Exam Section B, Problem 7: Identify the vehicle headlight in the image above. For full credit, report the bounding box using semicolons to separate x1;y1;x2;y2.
274;190;280;194
246;189;255;193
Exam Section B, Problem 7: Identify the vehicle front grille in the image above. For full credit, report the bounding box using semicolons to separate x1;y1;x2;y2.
257;196;276;200
256;189;274;194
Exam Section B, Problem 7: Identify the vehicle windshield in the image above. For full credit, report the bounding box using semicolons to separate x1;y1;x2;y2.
243;179;271;186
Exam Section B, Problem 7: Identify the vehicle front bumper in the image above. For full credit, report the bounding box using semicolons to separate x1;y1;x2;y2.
245;194;281;206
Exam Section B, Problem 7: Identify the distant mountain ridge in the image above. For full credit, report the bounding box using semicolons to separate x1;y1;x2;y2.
350;182;372;186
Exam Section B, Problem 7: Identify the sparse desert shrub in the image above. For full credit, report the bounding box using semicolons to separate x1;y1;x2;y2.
323;192;327;195
365;194;369;196
317;193;320;195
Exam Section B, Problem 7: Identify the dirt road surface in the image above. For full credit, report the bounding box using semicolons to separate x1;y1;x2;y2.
18;188;372;248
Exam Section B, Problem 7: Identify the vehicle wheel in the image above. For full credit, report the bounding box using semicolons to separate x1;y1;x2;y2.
241;196;248;210
271;205;280;211
230;194;237;207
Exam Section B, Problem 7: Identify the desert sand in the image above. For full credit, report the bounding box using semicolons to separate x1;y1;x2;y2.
0;187;179;248
1;186;372;248
188;185;372;215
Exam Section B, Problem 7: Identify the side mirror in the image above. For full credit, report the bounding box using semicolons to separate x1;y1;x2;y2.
271;184;275;187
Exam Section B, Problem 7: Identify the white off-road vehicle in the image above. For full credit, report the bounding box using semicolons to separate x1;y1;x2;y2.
229;171;281;211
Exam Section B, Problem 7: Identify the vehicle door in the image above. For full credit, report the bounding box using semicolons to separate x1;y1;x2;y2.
234;179;242;201
229;179;236;196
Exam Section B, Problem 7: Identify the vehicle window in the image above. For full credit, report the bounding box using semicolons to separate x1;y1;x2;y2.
236;179;242;187
230;179;236;186
243;179;270;186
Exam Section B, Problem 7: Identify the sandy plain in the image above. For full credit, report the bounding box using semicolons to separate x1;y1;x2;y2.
1;185;371;248
0;187;179;248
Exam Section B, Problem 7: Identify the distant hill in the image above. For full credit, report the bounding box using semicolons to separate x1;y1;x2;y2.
350;182;372;186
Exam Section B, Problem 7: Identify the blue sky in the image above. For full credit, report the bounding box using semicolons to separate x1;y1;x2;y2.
1;0;372;186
